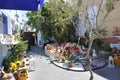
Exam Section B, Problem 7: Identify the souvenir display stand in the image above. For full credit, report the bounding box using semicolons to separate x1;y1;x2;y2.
0;34;18;67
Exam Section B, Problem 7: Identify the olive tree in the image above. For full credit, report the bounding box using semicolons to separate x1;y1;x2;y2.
70;0;119;80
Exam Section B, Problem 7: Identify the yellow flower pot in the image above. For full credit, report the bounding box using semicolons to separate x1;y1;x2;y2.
16;69;28;80
114;56;120;66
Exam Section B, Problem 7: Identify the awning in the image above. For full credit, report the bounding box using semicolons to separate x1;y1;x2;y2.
0;0;44;11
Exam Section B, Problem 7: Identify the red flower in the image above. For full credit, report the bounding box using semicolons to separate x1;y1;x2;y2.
26;59;29;61
112;48;118;53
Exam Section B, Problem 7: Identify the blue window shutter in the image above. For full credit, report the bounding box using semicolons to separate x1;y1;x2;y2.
2;13;8;34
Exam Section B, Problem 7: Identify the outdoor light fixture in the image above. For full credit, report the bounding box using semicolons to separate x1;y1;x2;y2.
32;33;36;37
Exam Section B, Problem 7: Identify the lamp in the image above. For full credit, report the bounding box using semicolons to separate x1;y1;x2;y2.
32;33;36;45
32;33;36;37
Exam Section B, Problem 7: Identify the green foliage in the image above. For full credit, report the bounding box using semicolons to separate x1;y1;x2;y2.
2;40;28;72
26;11;42;32
100;52;113;59
102;45;112;52
92;39;102;47
26;0;76;43
2;58;11;72
105;0;119;12
106;0;114;12
14;25;20;41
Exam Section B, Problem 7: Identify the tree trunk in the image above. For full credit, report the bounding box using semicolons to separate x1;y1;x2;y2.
86;39;94;80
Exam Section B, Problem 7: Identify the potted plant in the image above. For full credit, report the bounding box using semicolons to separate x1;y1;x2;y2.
10;61;28;80
2;40;28;73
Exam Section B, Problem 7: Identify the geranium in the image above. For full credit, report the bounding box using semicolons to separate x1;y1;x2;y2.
112;47;118;53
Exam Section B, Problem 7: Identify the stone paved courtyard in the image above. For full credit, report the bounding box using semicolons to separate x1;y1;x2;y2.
11;46;120;80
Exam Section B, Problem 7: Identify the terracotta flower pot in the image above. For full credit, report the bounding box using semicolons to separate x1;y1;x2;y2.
68;61;73;67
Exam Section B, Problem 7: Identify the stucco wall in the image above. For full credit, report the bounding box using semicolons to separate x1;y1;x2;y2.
0;10;15;67
105;4;120;36
68;0;120;37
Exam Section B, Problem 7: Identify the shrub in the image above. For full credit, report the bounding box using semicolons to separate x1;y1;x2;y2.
103;45;112;52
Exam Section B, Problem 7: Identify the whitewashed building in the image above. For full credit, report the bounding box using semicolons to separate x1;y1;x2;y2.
0;10;15;67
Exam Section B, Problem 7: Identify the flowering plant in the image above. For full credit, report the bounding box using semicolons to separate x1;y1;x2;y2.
11;61;23;71
112;47;118;53
11;61;28;80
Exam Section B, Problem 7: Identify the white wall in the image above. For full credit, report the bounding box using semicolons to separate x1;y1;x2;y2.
0;10;14;34
0;11;3;34
7;17;13;34
0;21;3;34
0;10;15;67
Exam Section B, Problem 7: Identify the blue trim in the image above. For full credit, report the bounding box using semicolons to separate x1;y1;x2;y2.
2;13;8;34
0;0;39;11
